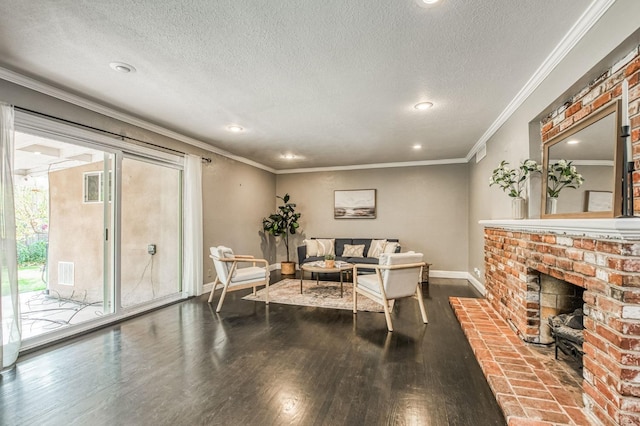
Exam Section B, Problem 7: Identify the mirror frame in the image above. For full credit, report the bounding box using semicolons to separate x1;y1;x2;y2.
541;100;622;218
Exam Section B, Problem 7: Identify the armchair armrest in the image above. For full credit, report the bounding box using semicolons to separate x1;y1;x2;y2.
209;255;270;268
353;262;426;275
376;262;426;270
353;262;425;270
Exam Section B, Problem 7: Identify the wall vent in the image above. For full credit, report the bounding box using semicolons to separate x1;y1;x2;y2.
475;144;487;163
58;262;74;286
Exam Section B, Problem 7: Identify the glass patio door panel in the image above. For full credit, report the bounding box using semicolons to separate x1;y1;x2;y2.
14;131;115;339
120;156;181;308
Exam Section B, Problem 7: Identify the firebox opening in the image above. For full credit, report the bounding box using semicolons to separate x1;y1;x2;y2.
538;273;585;371
539;273;585;345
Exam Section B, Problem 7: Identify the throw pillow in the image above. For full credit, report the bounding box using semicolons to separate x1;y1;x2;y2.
315;238;335;257
383;242;399;254
367;239;387;258
342;244;365;257
304;239;319;257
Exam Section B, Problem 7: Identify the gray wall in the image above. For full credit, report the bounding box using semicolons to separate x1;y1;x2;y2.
276;164;469;272
468;0;640;283
202;155;276;277
0;78;276;284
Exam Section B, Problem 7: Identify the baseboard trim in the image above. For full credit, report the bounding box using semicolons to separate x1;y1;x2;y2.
430;270;468;279
429;270;486;296
464;273;486;296
203;282;215;294
202;269;487;296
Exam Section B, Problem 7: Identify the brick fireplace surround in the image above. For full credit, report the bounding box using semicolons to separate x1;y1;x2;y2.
481;219;640;425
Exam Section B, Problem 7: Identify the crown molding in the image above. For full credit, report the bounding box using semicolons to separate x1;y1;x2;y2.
275;158;468;174
465;0;616;162
0;66;276;173
2;0;615;178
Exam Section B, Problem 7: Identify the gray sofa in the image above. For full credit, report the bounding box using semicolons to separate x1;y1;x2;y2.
297;238;400;266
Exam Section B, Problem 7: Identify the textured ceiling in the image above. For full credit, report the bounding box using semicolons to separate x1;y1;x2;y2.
0;0;591;170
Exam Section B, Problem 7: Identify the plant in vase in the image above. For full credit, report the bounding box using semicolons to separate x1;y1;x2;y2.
324;254;336;269
546;159;584;214
262;193;301;275
489;159;541;219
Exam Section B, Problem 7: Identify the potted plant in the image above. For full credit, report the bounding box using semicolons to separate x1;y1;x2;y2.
262;193;301;275
324;254;335;269
489;159;541;219
546;159;584;214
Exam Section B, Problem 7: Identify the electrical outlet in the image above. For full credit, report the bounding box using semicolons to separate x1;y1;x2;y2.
207;268;212;277
474;267;481;277
148;244;156;255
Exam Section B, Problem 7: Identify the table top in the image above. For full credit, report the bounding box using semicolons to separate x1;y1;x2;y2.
301;261;352;273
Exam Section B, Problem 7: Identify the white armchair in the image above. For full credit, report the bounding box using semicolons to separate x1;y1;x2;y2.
208;246;270;313
352;252;427;332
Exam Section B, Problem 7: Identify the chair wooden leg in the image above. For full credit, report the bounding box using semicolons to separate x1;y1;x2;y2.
207;277;220;303
216;282;231;313
382;297;394;332
265;279;270;305
353;287;358;314
416;285;428;324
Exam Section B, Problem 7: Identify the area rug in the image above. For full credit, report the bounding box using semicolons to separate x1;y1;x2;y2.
242;278;384;313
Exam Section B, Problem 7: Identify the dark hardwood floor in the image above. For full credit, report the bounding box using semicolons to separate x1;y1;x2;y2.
1;275;505;426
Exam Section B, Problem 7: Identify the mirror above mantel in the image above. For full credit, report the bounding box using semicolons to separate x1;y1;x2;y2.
541;100;622;218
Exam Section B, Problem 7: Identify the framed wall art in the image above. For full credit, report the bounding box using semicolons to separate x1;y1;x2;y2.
334;189;376;219
585;190;613;212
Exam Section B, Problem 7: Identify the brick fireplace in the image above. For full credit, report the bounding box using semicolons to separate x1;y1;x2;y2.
482;219;640;425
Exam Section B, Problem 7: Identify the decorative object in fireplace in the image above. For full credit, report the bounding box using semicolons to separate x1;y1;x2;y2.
548;309;584;367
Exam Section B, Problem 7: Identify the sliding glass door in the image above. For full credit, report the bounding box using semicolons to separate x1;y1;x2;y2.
14;114;184;346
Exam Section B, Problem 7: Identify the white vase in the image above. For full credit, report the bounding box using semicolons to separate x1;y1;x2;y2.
547;197;558;215
512;197;525;220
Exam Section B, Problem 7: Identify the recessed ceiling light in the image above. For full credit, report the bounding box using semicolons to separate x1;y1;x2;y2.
414;102;434;111
412;144;422;150
417;0;442;8
567;139;580;145
109;62;136;73
33;151;41;155
226;125;244;133
282;154;297;160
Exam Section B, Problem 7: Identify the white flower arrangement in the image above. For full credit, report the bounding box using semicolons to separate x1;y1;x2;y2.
547;159;584;198
489;159;541;198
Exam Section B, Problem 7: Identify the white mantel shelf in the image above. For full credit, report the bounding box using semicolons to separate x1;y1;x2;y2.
479;218;640;240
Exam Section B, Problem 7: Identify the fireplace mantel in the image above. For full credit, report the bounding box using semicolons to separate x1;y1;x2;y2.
480;218;640;240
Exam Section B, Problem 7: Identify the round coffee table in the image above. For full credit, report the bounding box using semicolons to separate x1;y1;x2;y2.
300;262;353;297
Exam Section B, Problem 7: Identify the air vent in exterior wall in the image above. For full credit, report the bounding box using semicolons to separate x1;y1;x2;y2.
58;262;74;286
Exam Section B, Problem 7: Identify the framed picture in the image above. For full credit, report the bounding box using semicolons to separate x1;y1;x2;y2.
334;189;376;219
585;190;612;212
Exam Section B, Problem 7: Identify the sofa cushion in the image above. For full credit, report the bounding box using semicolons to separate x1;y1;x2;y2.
352;239;372;255
347;257;378;265
315;239;335;256
367;239;387;258
342;244;365;257
304;239;319;257
332;238;351;257
383;241;400;254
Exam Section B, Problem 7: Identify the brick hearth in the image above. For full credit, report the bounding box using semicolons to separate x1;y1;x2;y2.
482;221;640;425
451;297;587;425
